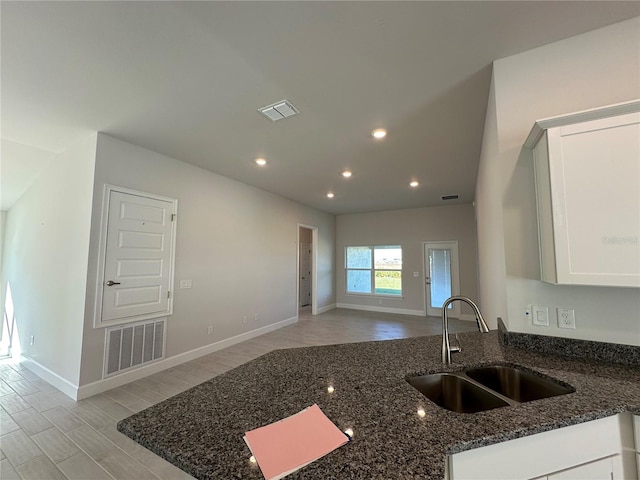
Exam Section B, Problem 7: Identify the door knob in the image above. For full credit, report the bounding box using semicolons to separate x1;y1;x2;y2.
106;280;121;286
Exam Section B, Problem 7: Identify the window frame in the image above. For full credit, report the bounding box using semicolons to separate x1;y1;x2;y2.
344;245;403;297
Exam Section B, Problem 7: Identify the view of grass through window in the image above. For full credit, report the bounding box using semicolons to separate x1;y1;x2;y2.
346;245;402;296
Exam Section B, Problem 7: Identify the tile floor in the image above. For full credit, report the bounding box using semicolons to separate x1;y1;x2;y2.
0;308;475;479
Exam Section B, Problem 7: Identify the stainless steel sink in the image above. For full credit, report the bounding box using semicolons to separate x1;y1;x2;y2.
407;364;574;413
465;365;574;403
406;373;509;413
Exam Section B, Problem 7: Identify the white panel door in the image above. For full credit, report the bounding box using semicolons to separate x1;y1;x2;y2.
101;191;174;322
299;243;312;307
424;241;460;317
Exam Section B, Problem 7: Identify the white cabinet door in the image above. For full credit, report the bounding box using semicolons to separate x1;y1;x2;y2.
527;101;640;287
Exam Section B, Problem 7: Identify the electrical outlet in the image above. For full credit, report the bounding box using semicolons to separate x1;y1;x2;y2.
557;308;576;329
207;325;214;335
254;313;260;322
30;335;34;346
243;315;248;324
532;306;549;326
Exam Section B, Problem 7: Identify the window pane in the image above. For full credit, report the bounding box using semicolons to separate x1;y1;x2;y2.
346;270;372;294
429;248;452;308
375;271;402;296
346;246;372;269
374;245;402;270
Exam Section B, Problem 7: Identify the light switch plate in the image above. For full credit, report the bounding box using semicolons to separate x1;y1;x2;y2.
532;306;549;326
179;279;192;289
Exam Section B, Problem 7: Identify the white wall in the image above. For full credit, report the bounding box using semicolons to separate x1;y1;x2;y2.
79;134;336;386
1;134;97;384
476;17;640;344
475;75;508;327
335;204;479;318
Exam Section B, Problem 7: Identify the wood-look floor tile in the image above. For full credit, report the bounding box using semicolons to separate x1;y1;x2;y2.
1;406;21;435
0;393;32;414
15;454;67;480
31;427;80;463
10;408;53;435
97;449;160;480
0;380;15;396
7;380;40;397
0;429;43;466
129;446;195;480
22;390;62;412
66;425;117;461
41;406;86;433
0;457;21;480
97;425;143;455
86;394;134;421
57;451;115;480
70;403;114;430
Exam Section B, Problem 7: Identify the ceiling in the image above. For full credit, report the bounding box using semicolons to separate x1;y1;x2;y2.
2;2;638;214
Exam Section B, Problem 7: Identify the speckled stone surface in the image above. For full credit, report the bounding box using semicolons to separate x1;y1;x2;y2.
498;318;640;366
117;331;640;480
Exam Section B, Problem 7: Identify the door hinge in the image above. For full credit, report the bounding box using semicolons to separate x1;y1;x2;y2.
167;291;171;298
171;213;176;221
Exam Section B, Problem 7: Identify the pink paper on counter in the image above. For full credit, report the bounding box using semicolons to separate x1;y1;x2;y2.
244;404;349;480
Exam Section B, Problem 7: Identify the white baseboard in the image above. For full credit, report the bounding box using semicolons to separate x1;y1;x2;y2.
315;303;336;314
76;316;298;400
20;355;78;400
336;303;425;316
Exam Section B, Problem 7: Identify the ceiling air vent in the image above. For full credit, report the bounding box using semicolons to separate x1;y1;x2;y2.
258;99;299;122
441;194;459;201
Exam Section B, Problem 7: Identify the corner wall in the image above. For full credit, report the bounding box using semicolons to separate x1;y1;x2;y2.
1;134;97;387
335;204;479;318
478;17;640;345
79;134;336;387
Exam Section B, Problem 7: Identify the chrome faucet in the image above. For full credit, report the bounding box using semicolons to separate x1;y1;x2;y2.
442;296;490;364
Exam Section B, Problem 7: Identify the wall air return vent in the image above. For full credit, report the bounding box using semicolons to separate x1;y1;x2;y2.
258;99;299;122
104;318;165;378
441;194;459;201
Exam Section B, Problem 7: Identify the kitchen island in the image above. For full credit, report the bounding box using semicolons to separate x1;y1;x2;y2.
117;326;640;479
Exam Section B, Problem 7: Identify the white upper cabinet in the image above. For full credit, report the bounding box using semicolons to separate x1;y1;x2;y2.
525;101;640;287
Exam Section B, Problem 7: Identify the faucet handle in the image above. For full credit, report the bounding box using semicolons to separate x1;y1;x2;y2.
449;333;461;353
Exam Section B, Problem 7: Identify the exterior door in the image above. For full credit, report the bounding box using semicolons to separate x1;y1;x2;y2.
299;243;312;307
424;241;460;317
101;190;175;323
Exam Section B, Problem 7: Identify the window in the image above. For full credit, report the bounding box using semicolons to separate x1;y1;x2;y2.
345;245;402;296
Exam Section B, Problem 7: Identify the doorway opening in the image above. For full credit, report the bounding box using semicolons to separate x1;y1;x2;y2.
424;241;461;318
297;224;318;315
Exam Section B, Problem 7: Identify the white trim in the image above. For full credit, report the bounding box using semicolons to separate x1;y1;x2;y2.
93;185;178;329
20;355;78;400
336;303;424;316
315;303;336;314
76;316;298;400
524;99;640;148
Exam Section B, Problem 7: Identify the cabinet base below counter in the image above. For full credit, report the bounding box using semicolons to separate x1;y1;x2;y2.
447;413;637;480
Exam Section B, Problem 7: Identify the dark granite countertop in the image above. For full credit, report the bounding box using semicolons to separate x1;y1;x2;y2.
118;330;640;479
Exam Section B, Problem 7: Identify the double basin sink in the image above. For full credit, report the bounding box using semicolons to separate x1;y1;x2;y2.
407;364;574;413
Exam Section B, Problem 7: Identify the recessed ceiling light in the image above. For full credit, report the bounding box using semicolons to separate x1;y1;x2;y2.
371;128;387;139
341;170;352;178
410;181;419;187
326;192;335;199
255;158;267;166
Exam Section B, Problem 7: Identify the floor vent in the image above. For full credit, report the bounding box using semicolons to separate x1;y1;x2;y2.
104;319;165;378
